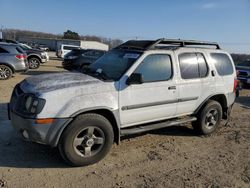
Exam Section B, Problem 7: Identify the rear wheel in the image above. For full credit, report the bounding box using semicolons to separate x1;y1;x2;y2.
192;100;222;135
0;65;12;80
58;113;114;167
28;57;40;69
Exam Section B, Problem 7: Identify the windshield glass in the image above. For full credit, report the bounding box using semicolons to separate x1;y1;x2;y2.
238;61;250;67
20;44;32;50
88;50;142;81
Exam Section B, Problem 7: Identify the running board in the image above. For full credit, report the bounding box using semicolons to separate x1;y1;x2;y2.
120;116;197;136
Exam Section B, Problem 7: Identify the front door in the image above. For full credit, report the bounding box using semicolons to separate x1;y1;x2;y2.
119;53;178;127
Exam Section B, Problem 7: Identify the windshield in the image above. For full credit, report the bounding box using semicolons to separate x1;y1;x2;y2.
87;50;142;81
20;44;32;50
237;61;250;67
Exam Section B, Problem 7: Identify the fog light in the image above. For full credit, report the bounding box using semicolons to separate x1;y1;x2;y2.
22;130;29;139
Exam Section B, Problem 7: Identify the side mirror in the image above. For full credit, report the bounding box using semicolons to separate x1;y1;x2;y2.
126;73;143;85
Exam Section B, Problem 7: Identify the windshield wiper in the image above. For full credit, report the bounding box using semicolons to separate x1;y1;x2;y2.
82;67;111;81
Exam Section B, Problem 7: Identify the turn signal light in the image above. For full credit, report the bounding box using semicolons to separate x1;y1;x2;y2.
35;118;54;124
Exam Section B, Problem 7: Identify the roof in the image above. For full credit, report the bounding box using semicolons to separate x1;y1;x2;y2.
0;42;19;46
115;38;221;51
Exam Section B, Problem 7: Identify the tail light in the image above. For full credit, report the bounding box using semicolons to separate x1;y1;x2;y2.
233;78;238;92
16;54;27;60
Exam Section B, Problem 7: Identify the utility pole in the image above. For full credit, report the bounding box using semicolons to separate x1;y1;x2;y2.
0;25;3;39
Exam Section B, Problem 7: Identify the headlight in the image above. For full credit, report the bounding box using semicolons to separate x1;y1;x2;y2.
18;94;46;115
25;96;33;110
41;52;46;56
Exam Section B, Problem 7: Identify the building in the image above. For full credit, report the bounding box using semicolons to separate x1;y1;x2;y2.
17;36;109;51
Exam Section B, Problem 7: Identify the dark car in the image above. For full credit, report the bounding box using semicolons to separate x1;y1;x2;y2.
0;42;29;80
236;60;250;86
62;49;106;71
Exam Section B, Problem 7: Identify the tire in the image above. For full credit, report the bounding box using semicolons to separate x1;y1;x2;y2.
0;65;13;80
192;100;222;135
58;113;114;167
80;64;90;72
28;57;40;69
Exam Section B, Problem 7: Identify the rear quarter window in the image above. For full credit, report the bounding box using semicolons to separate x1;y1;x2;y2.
210;53;234;76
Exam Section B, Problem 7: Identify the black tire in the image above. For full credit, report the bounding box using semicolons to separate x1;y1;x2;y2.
80;63;90;72
28;57;40;69
0;65;13;80
192;100;222;135
58;113;114;167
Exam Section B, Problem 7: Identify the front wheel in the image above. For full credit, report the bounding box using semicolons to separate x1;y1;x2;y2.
58;113;114;167
28;57;40;69
192;100;222;135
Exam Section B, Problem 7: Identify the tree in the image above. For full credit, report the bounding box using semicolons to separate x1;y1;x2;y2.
63;30;80;40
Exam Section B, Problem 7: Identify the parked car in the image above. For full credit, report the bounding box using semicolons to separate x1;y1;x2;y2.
19;43;49;69
236;60;250;86
0;39;49;69
9;39;237;166
37;44;50;51
56;44;81;58
62;49;106;70
0;42;29;80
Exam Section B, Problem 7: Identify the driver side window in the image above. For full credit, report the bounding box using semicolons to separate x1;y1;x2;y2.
134;54;172;82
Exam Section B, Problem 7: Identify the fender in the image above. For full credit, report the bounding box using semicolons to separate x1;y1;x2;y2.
194;93;228;115
0;62;15;73
27;53;42;61
47;107;121;147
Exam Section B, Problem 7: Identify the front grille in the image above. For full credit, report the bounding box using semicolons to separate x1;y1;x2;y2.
238;71;248;78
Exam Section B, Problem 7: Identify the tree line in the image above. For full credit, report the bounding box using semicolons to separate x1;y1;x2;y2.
2;28;123;48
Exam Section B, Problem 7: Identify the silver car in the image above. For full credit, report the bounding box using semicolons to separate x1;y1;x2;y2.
0;42;29;80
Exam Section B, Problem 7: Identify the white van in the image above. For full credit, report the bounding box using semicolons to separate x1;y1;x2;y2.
56;44;81;58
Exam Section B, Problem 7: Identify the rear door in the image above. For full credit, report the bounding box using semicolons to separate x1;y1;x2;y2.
175;49;209;115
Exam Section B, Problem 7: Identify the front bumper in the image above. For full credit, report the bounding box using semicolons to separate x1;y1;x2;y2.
9;110;71;147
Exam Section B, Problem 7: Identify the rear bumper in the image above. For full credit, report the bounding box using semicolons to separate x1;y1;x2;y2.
9;110;72;147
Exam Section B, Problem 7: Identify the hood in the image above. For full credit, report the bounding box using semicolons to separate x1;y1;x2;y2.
20;72;105;94
236;66;250;71
25;48;44;53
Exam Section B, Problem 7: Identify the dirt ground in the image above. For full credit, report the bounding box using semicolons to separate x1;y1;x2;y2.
0;53;250;188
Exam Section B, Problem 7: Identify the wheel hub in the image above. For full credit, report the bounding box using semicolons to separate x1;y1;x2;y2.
85;138;94;147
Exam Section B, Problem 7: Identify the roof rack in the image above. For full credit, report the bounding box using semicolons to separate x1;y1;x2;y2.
115;38;221;50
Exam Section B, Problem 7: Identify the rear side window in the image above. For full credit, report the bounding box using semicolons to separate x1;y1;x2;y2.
16;46;25;54
210;53;234;76
179;53;199;79
0;47;8;53
134;54;172;82
179;53;208;79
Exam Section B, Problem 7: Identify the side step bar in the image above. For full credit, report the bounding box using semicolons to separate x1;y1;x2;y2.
120;116;197;136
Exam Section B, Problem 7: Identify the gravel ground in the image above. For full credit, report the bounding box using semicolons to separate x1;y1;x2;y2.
0;53;249;188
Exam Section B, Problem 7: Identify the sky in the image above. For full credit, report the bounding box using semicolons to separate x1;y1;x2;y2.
0;0;250;53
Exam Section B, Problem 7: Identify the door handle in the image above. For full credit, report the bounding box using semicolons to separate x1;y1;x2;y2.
168;86;176;90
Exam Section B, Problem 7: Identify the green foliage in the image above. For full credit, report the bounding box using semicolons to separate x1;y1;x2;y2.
63;30;80;40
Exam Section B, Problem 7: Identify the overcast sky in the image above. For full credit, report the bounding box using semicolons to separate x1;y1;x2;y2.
0;0;250;53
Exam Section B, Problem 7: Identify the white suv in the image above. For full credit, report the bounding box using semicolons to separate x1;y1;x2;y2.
9;39;237;166
56;44;81;58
